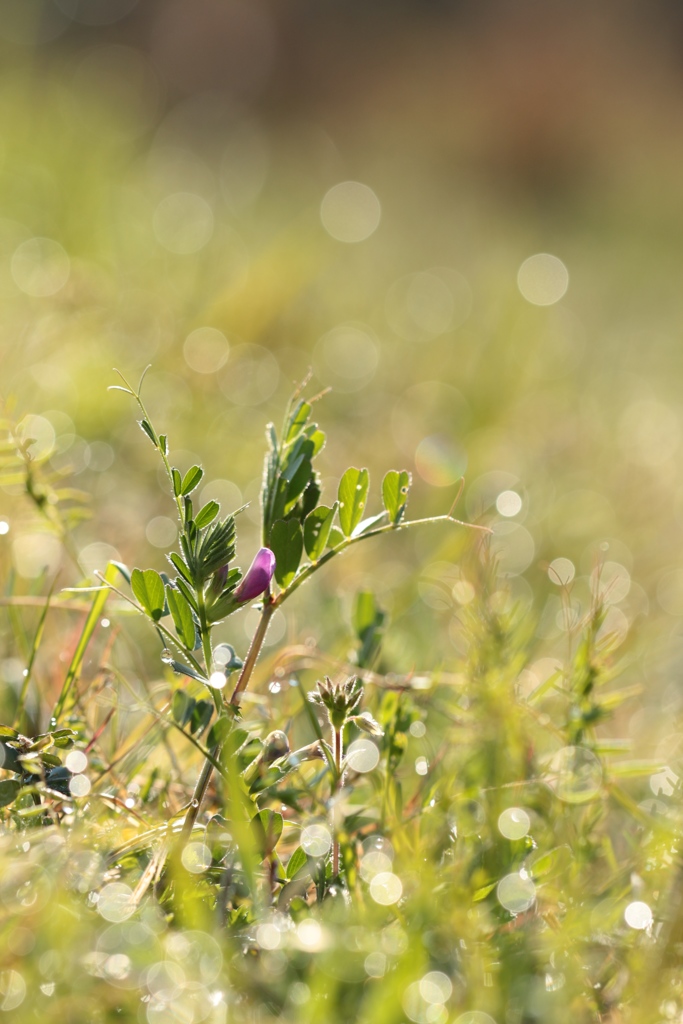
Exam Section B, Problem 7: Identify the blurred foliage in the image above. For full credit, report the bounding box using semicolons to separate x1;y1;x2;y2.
2;1;683;1021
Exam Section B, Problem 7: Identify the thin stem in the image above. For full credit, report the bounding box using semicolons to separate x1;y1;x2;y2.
332;724;343;878
229;599;274;706
196;589;223;715
180;599;275;842
112;367;184;524
14;580;55;729
274;514;491;609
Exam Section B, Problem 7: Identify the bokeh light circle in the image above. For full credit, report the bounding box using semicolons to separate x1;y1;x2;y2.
0;970;26;1012
183;327;230;374
153;192;214;254
65;750;88;774
496;872;536;914
346;738;380;773
415;435;467;487
181;842;212;873
497;807;531;840
489;521;535;577
96;883;135;923
369;871;403;905
16;414;56;460
313;323;379;390
386;269;472;342
496;490;522;517
548;746;603;803
548;557;575;586
12;237;70;297
320;181;381;243
517;253;569;306
300;824;332;857
360;850;393;881
219;344;279;406
69;774;91;797
146;516;178;548
454;1014;497;1024
624;901;653;930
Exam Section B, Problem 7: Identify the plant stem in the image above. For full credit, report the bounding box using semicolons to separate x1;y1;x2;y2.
197;590;223;715
332;724;343;878
274;514;491;609
229;600;274;706
180;599;275;842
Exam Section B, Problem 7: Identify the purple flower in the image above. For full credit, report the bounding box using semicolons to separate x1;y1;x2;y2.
233;547;275;603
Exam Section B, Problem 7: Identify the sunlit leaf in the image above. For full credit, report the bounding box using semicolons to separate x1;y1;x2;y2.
382;469;411;524
303;503;337;561
131;568;166;622
338;467;369;537
194;500;220;529
270;519;303;588
180;465;203;496
166;586;196;648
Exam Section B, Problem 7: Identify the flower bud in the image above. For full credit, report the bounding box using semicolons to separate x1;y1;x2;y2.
233;547;275;603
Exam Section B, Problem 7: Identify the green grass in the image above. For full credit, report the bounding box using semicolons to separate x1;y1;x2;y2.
1;23;683;1024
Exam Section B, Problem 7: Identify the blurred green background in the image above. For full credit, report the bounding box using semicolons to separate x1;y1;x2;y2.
3;0;683;750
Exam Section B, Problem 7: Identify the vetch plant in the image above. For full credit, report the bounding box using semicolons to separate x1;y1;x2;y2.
103;367;484;861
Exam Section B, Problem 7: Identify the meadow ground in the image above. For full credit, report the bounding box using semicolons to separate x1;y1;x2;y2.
2;3;683;1022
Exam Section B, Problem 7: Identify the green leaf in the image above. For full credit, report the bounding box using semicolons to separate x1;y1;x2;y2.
159;434;168;455
353;590;384;638
251;809;284;856
0;780;21;807
382;469;411;524
131;568;166;622
181;465;203;495
169;552;193;587
307;427;326;457
40;752;62;768
111;560;131;584
286;845;309;880
338;467;369;537
169;661;206;683
472;881;497;902
190;700;213;735
285;400;311;442
224;727;249;757
352;590;385;668
138;419;157;446
303;503;337;562
172;690;195;727
270;519;303;588
171;468;182;496
166;586;196;648
207;717;234;748
194;501;220;529
174;576;199;616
